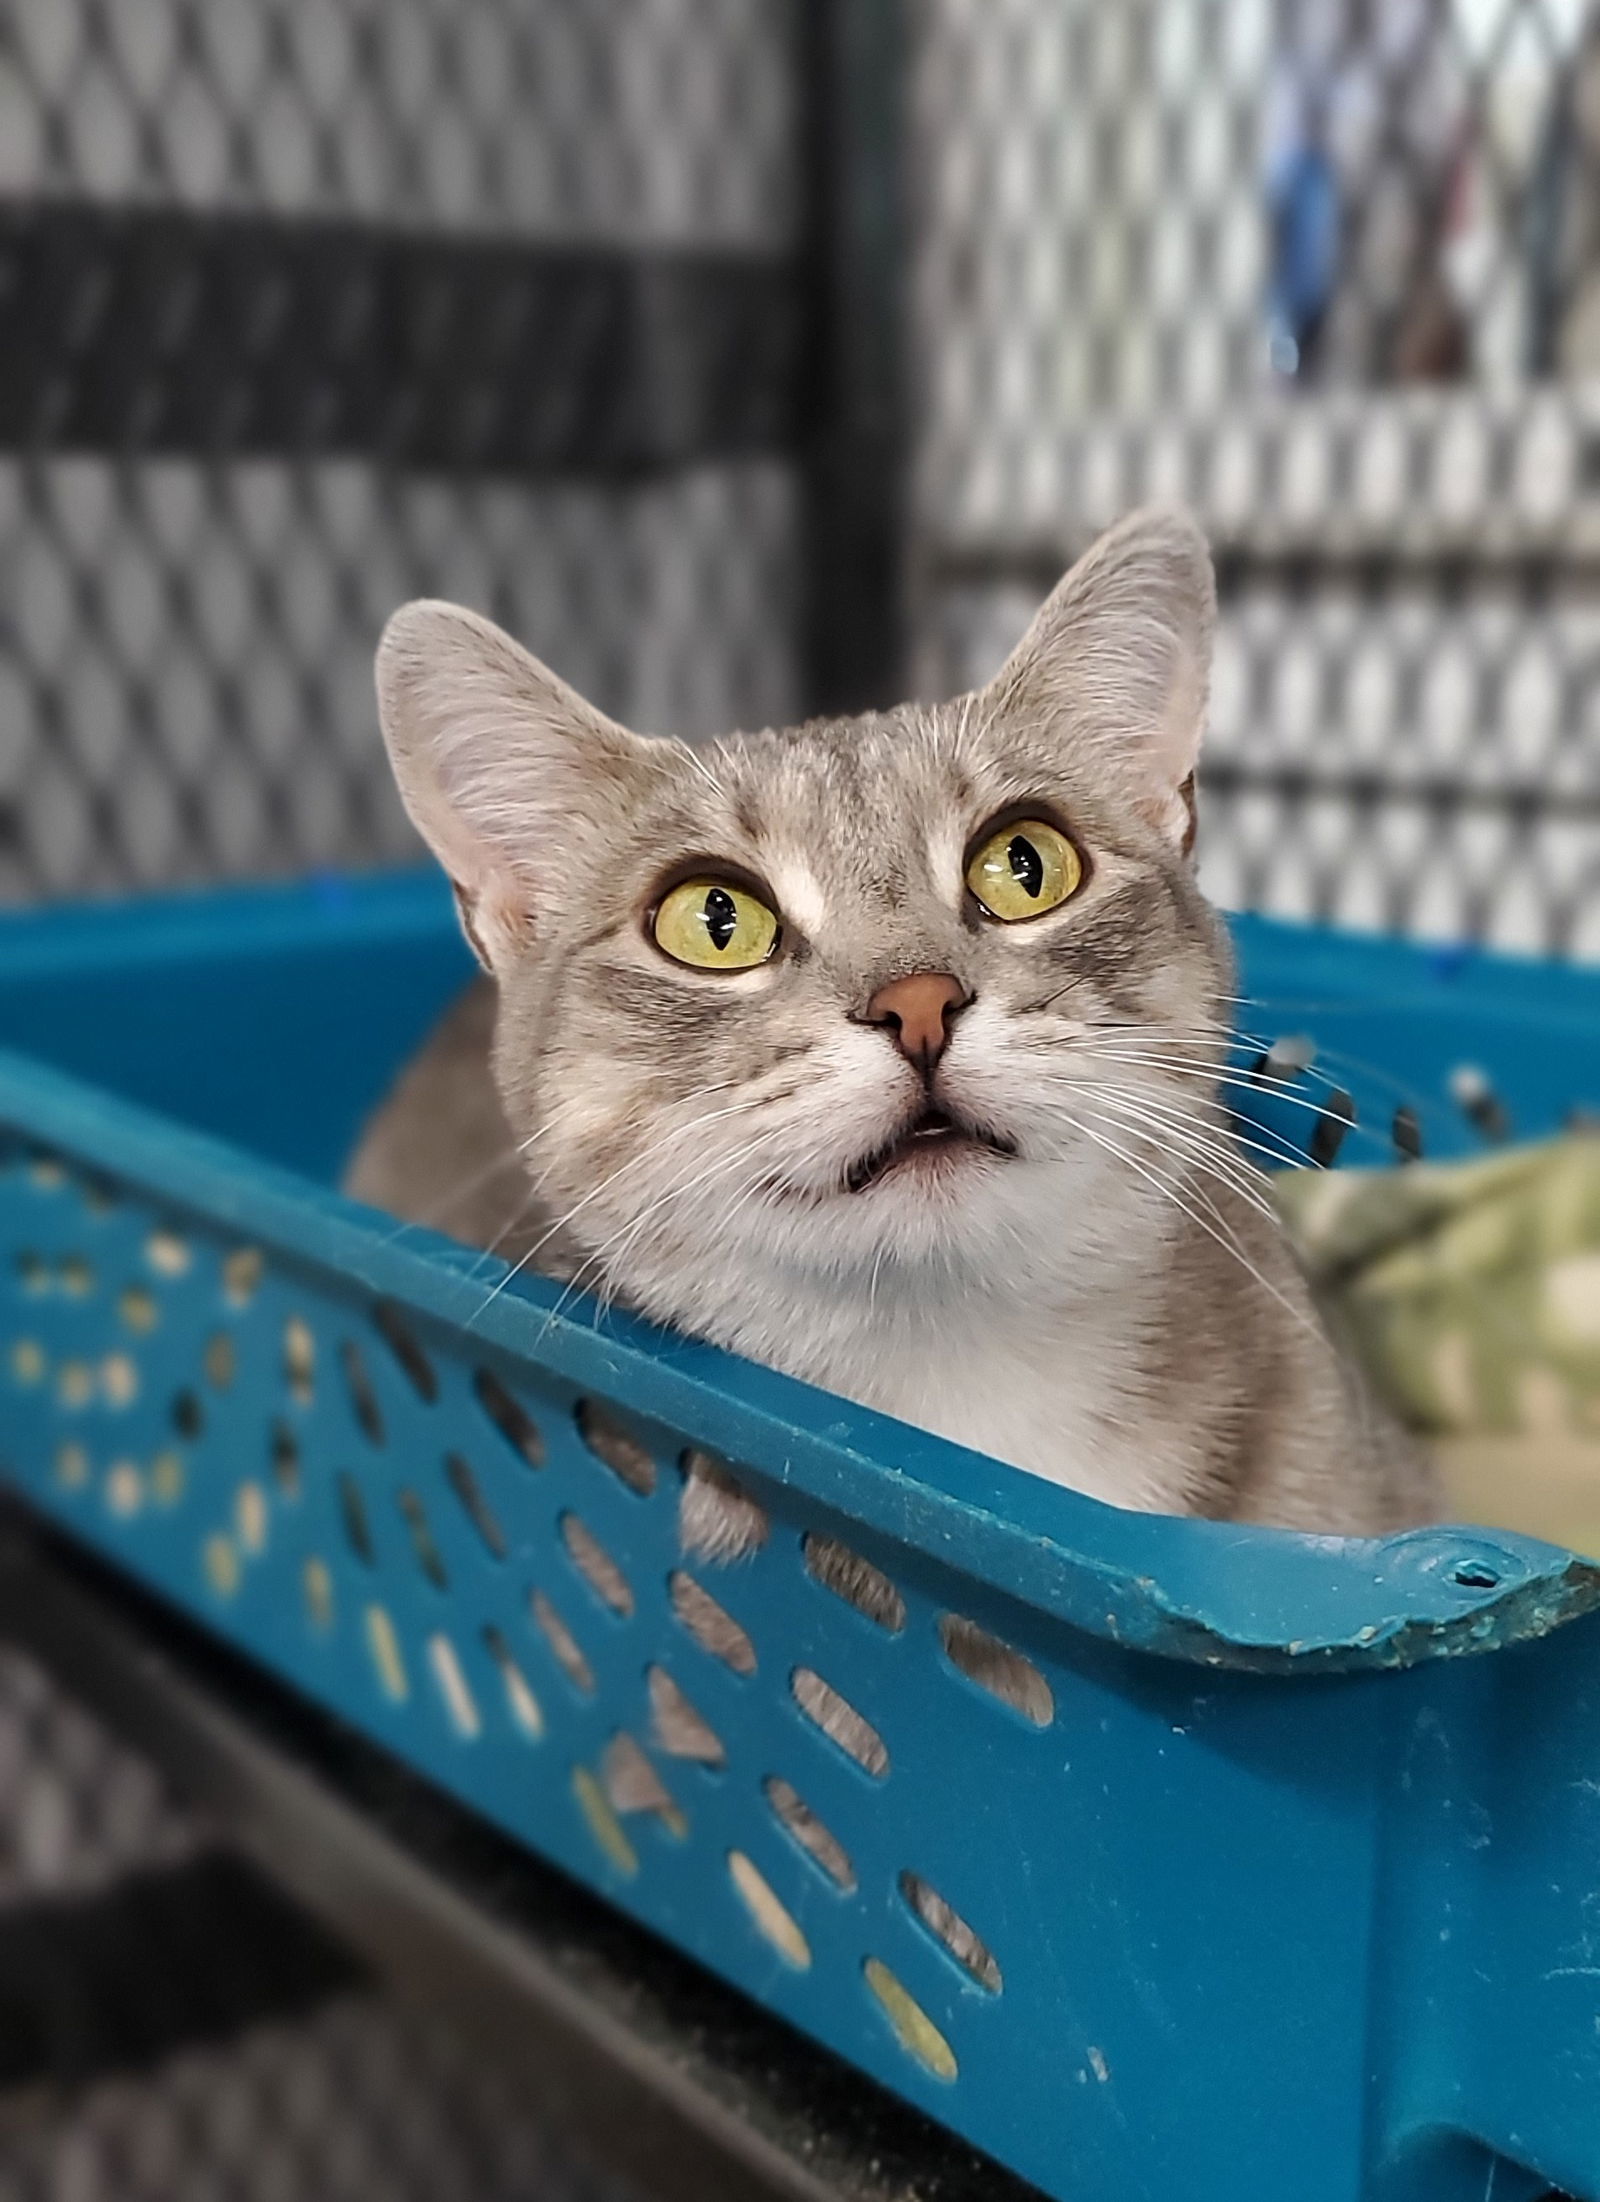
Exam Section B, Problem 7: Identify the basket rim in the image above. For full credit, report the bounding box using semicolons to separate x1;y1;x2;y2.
2;1038;1593;1677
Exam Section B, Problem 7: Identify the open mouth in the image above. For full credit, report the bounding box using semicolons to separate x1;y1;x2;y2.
845;1106;1017;1195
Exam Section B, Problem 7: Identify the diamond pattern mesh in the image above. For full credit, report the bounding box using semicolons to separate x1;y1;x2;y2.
0;1650;205;1905
1;0;795;242
0;0;801;906
912;0;1600;956
0;457;798;900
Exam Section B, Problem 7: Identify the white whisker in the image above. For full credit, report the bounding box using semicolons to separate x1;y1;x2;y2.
464;1091;777;1328
1071;1091;1280;1219
1047;1100;1324;1342
1060;1076;1308;1187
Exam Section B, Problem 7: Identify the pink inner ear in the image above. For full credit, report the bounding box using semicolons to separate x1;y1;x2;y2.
448;870;534;972
450;880;494;970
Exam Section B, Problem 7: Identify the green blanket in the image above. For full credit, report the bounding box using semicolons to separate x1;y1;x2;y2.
1276;1137;1600;1555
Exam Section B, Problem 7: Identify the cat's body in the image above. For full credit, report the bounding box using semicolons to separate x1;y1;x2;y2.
350;507;1433;1547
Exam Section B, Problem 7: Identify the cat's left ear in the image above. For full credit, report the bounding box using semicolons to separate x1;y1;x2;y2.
985;504;1214;851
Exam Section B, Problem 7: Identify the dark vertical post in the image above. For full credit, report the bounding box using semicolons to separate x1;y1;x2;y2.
797;0;907;717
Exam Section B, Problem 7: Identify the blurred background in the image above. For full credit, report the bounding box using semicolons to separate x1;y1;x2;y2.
0;0;1597;2194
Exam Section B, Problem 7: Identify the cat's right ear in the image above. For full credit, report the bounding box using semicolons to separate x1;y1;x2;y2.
984;505;1215;851
375;600;650;970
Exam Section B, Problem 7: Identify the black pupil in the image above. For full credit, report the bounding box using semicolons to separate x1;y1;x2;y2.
1007;834;1044;898
704;886;738;951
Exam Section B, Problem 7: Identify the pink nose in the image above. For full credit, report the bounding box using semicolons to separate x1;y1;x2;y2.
864;972;969;1072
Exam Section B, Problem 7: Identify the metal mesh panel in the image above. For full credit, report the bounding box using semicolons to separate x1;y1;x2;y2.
0;1649;205;1904
1;457;797;900
911;0;1600;956
0;0;802;905
1;0;796;242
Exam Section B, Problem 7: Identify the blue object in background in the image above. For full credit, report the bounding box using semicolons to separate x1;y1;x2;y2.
3;872;1600;2202
1266;137;1340;376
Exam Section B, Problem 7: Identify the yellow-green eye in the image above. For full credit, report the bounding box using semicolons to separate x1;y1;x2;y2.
965;819;1082;922
652;878;780;970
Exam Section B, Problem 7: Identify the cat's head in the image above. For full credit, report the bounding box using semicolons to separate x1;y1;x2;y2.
374;506;1232;1340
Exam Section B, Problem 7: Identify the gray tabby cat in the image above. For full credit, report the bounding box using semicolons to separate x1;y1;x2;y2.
349;506;1432;1569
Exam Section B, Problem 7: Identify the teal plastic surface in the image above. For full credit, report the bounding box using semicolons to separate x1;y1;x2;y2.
4;869;1600;2202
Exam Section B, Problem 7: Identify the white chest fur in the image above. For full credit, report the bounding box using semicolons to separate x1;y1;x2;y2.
702;1275;1188;1517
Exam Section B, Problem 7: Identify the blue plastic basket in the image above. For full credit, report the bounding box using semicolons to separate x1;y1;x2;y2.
4;868;1600;2202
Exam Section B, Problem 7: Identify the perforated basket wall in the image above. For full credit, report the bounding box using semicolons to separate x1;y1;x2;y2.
5;874;1600;2202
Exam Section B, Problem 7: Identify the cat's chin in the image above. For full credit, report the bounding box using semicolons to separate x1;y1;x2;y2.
842;1105;1017;1199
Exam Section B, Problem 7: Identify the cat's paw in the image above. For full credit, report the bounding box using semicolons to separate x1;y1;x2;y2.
679;1450;769;1563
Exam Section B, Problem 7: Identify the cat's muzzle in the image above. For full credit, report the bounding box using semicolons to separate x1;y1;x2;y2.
844;1106;1017;1196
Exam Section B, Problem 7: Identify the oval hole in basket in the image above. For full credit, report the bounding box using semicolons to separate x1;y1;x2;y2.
938;1615;1053;1727
100;1355;138;1408
302;1556;335;1632
270;1417;300;1497
146;1228;190;1277
791;1667;889;1776
398;1488;448;1589
1451;1061;1511;1142
561;1511;633;1617
58;1255;94;1298
204;1331;236;1390
728;1850;810;1967
530;1589;595;1694
803;1534;906;1632
374;1300;437;1401
669;1571;756;1675
338;1474;375;1566
603;1732;684;1833
1308;1086;1356;1168
10;1340;46;1387
283;1317;315;1406
365;1604;408;1701
572;1765;637;1877
474;1367;544;1467
483;1625;544;1738
171;1388;203;1440
340;1340;384;1445
428;1632;480;1738
203;1533;240;1600
899;1870;1002;1992
223;1246;264;1308
678;1449;768;1563
763;1775;855;1890
576;1401;656;1496
445;1452;507;1559
55;1442;90;1492
106;1460;143;1518
648;1665;726;1766
234;1482;268;1555
57;1359;93;1409
119;1285;157;1334
863;1958;957;2082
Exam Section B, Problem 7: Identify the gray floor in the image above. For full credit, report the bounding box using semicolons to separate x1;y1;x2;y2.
0;1649;645;2202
